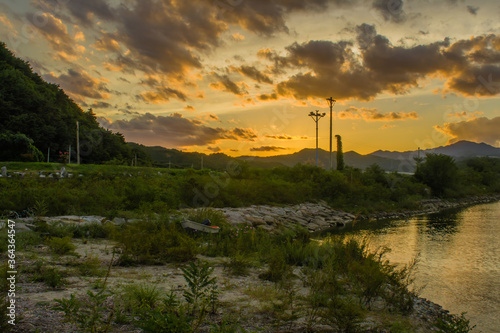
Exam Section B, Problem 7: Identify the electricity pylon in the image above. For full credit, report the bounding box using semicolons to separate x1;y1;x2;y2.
309;110;326;166
326;97;336;170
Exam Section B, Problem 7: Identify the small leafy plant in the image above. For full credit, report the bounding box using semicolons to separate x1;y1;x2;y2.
181;260;218;315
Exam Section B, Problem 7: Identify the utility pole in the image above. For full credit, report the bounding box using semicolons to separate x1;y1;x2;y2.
326;97;336;170
76;121;80;165
68;145;71;164
47;147;50;163
309;110;326;166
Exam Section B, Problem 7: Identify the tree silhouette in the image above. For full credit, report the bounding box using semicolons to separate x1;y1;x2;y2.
335;135;344;171
415;153;458;197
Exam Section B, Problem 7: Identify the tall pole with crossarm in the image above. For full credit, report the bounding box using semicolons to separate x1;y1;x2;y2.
309;110;326;166
326;97;336;170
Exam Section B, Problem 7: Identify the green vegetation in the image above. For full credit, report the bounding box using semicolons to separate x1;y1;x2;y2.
436;312;477;333
0;42;146;165
1;155;499;218
47;236;77;256
415;153;459;196
28;260;66;289
336;134;344;171
0;208;478;332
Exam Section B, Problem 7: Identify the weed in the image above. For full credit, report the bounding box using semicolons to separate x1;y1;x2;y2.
435;312;476;333
258;248;293;283
383;258;419;313
133;294;192;333
115;219;198;265
181;260;218;315
223;254;252;276
188;207;228;227
54;289;115;333
209;315;249;333
77;256;107;277
320;296;365;333
47;236;77;255
122;283;160;311
29;261;66;289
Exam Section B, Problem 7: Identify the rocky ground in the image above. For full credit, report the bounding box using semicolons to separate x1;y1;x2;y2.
9;238;452;333
12;195;500;234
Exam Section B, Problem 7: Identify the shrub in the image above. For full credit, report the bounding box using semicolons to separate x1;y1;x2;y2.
29;261;66;289
188;207;228;227
259;248;293;283
133;294;192;333
54;289;115;333
223;254;252;276
47;236;77;255
320;296;364;333
115;220;198;265
122;283;160;311
435;312;476;333
77;256;107;277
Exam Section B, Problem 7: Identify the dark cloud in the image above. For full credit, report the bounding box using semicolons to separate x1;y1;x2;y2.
65;0;115;26
58;0;360;83
371;0;406;23
445;34;500;96
43;68;110;100
270;25;500;100
27;12;77;56
215;0;338;36
207;146;222;152
466;6;479;15
138;86;188;103
435;117;500;146
338;107;418;121
93;34;121;52
209;73;249;96
90;101;113;109
265;135;293;140
233;65;273;84
257;93;279;101
250;146;287;152
99;113;257;147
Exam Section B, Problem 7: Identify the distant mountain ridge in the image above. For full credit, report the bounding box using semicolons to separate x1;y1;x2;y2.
138;140;500;172
370;140;500;161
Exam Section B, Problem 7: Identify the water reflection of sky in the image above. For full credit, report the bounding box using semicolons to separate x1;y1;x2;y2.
324;202;500;333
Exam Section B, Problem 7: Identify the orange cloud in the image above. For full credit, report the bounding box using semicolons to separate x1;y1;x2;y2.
435;116;500;145
99;113;258;148
338;107;418;121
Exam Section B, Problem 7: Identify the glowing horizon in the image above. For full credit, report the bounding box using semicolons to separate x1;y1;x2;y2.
1;0;499;156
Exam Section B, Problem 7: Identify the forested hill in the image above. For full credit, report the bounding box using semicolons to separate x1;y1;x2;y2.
0;42;138;164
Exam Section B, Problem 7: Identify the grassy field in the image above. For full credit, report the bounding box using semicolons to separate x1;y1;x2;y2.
1;158;499;219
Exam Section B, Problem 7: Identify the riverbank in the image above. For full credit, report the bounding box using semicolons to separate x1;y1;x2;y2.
6;199;491;332
197;194;500;233
11;194;500;234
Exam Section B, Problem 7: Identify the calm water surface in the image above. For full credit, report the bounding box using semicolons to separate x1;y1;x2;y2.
329;201;500;333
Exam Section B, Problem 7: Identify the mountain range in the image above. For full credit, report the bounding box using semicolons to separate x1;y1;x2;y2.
135;140;500;173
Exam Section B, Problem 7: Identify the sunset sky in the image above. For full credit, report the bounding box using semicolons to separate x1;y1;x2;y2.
1;0;499;156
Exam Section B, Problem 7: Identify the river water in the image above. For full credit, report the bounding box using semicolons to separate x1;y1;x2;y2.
329;201;500;333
